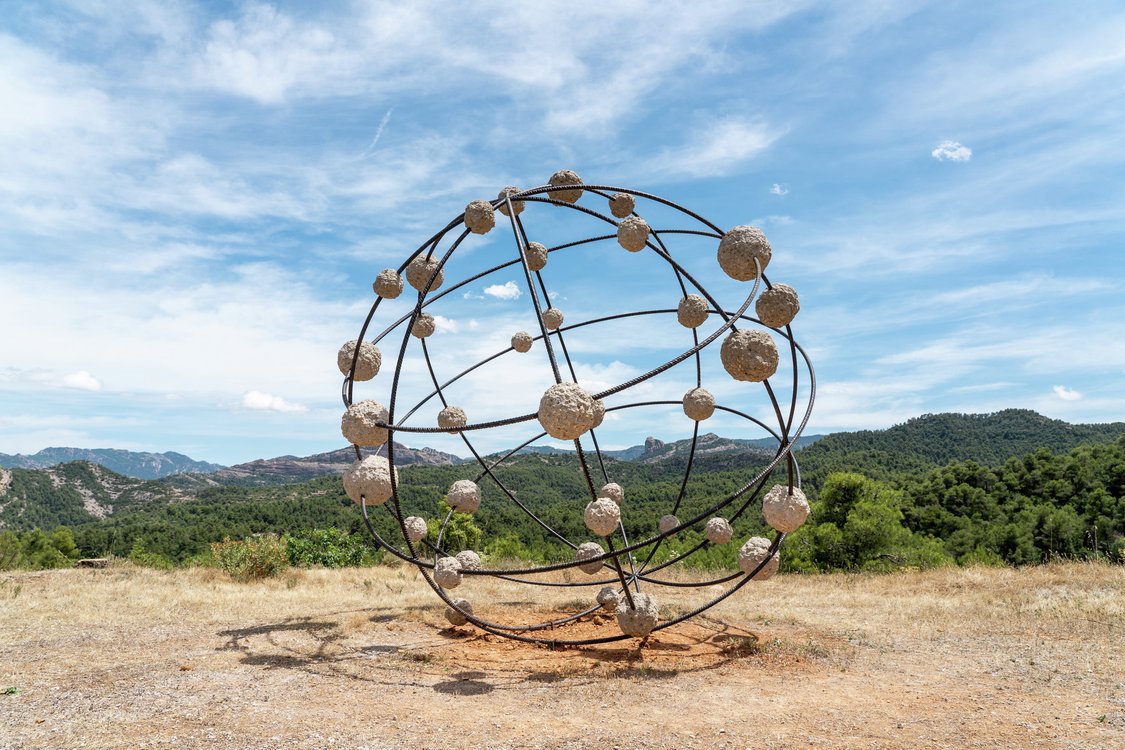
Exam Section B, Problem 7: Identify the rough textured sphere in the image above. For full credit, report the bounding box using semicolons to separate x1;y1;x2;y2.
659;514;680;535
616;592;659;637
455;550;481;571
373;269;404;299
511;331;534;353
738;537;780;580
437;405;467;434
523;241;548;271
756;283;800;328
584;498;621;537
496;186;524;216
705;517;734;545
444;598;473;626
677;294;709;329
762;484;810;533
538;382;598;440
617;216;650;252
542;307;564;330
433;556;463;589
341;400;389;446
411;312;436;339
548;169;583;203
337;340;381;382
721;329;779;382
343;455;397;506
405;255;444;292
591;398;606;429
575;542;605;575
600;482;624;504
597;586;620;612
446;479;481;514
608;192;635;218
464;199;495;234
403;516;428;543
717;225;772;281
682;387;715;421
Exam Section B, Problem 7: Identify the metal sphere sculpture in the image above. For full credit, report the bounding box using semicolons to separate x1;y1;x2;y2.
338;170;815;646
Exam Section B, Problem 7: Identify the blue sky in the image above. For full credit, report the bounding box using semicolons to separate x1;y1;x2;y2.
1;1;1123;465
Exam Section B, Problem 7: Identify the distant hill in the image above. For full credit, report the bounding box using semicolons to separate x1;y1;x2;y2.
516;433;823;462
0;448;224;479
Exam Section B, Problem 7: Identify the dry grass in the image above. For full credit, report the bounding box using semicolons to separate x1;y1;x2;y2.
1;561;1122;749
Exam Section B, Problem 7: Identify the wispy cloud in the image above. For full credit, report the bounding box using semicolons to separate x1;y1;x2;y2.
1052;385;1082;401
61;371;103;392
483;281;522;300
769;183;789;195
646;118;781;179
241;390;308;413
932;140;972;162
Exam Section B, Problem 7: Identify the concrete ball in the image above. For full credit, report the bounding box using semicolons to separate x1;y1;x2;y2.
762;484;810;533
584;498;621;537
464;199;495;234
496;186;525;217
455;550;481;571
705;517;734;545
411;312;436;339
523;241;548;271
617;216;650;252
738;536;780;580
405;256;444;292
343;455;397;506
548;169;583;203
718;225;772;281
437;405;467;434
616;592;659;637
720;329;779;382
538;382;598;440
682;387;715;421
542;307;564;331
591;398;606;429
575;542;605;575
511;331;534;353
609;192;635;219
404;516;428;543
677;294;709;329
444;598;473;627
659;514;680;535
600;482;624;504
341;400;389;447
373;268;404;299
756;283;800;328
337;340;382;381
447;479;481;514
596;586;620;612
433;556;463;589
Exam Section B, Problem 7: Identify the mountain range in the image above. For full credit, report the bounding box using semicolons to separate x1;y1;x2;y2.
0;448;223;479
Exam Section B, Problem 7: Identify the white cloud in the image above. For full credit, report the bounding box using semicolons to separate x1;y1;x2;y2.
241;390;308;412
1052;385;1082;401
648;118;781;179
61;371;103;391
432;315;460;333
769;183;789;195
483;281;522;300
931;140;972;162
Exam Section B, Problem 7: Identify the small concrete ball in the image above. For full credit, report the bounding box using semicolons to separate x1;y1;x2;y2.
756;283;800;328
591;398;606;429
455;550;481;571
464;199;495;234
609;192;635;219
677;294;709;329
542;307;564;330
447;479;481;514
405;256;444;292
411;312;436;339
682;387;715;421
600;482;624;504
616;592;659;637
373;268;404;299
523;241;548;271
738;536;780;580
341;400;389;447
659;514;680;535
575;542;605;575
444;598;473;627
403;516;428;543
597;586;620;612
617;216;650;252
538;382;598;440
705;517;734;545
433;556;463;589
548;169;583;203
511;331;534;353
762;484;811;533
584;498;621;537
496;186;524;217
718;225;772;281
720;329;779;382
337;340;382;381
343;455;397;506
437;405;467;434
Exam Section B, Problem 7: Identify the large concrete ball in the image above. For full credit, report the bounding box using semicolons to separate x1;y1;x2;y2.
720;329;779;382
597;586;620;612
616;592;659;637
575;542;605;575
497;186;524;217
600;482;624;504
762;484;810;533
617;216;650;252
405;256;444;292
403;516;428;543
548;169;583;203
341;400;389;446
343;455;397;506
523;241;548;271
433;556;463;589
584;498;621;537
447;479;481;514
542;307;564;331
677;294;710;329
682;387;715;421
659;514;680;535
438;405;467;434
455;550;481;571
756;284;800;328
608;192;635;218
738;536;780;580
411;312;436;339
511;331;534;353
337;340;382;381
373;269;404;299
464;200;495;234
444;598;474;626
591;398;606;429
538;382;598;440
718;225;772;281
705;517;734;545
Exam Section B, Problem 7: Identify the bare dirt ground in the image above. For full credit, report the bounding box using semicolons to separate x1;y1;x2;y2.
1;562;1122;750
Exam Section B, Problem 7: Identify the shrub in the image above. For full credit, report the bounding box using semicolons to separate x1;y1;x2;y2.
210;535;289;581
283;528;379;568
